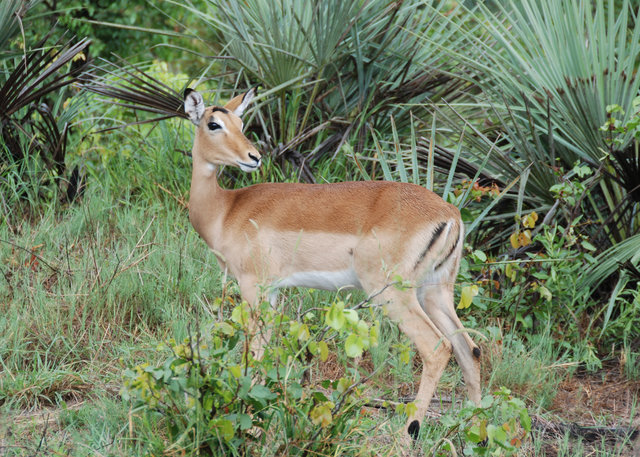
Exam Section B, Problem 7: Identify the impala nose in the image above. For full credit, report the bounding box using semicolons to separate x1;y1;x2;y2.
248;152;261;164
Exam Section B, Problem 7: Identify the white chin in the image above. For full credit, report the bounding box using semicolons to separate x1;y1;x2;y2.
238;161;260;172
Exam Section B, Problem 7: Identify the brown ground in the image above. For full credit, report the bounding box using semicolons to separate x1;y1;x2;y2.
551;367;639;425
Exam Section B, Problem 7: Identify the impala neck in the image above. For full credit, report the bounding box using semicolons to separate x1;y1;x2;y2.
189;151;228;241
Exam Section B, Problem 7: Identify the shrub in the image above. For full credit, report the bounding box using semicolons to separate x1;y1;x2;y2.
122;296;381;455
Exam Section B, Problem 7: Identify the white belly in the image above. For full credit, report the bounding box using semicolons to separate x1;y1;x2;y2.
274;269;362;291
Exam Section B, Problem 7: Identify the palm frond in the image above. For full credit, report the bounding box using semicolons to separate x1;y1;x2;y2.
32;102;68;175
81;57;188;129
0;35;90;119
435;0;640;241
0;34;90;167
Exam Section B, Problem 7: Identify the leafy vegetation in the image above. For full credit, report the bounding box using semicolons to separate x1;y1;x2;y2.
1;0;639;456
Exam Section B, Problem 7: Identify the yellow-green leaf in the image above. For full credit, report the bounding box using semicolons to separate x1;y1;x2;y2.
405;402;418;418
318;341;329;362
538;285;552;302
518;230;532;247
298;323;310;341
457;285;479;309
310;402;334;427
229;365;242;379
345;334;363;358
344;309;359;325
522;211;538;229
510;232;520;249
231;304;249;326
325;301;346;330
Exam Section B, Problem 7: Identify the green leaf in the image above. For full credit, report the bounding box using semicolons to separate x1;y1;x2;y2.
399;344;411;364
336;377;351;393
356;319;369;337
229;365;242;379
211;418;234;441
480;394;494;409
460;207;473;222
520;408;532;432
487;423;507;445
538;285;552;302
237;413;252;430
312;391;329;402
466;423;483;443
290;321;310;341
405;402;417;418
203;394;214;413
345;334;363;358
231;304;249;325
325;301;346;330
287;382;303;400
249;384;277;401
343;309;359;325
473;250;487;262
216;322;235;336
606;104;624;114
238;376;252;399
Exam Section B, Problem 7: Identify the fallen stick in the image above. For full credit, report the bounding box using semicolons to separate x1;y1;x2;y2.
365;397;638;443
531;415;638;443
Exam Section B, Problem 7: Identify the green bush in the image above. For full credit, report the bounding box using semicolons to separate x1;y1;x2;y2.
438;387;531;457
122;296;381;455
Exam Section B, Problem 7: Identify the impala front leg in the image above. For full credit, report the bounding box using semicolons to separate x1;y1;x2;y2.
237;277;273;360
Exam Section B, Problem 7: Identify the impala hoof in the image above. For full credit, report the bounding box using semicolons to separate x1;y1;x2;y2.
407;420;420;440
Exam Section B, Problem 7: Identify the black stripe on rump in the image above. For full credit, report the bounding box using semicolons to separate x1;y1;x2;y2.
433;224;460;271
413;221;447;270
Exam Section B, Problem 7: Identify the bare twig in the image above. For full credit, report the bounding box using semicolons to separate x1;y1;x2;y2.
35;413;50;454
0;238;59;273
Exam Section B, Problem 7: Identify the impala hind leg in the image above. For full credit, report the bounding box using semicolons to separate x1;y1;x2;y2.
419;283;482;405
378;289;453;439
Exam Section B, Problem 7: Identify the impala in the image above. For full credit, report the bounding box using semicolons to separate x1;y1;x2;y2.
183;87;481;439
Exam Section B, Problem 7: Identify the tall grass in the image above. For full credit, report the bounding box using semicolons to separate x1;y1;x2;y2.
0;129;213;403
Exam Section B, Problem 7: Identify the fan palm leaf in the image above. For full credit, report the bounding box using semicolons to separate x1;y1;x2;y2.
0;35;90;164
81;57;188;130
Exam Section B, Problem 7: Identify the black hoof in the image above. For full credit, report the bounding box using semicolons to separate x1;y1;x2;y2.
473;347;481;359
407;420;420;440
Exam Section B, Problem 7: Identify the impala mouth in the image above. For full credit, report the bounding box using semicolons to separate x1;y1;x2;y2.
237;159;261;172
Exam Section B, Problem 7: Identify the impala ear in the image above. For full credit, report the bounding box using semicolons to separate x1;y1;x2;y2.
224;87;257;117
184;88;205;125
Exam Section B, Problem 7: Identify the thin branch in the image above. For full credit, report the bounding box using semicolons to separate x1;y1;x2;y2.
0;239;59;273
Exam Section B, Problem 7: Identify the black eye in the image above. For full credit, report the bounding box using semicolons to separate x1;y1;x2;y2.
208;121;221;131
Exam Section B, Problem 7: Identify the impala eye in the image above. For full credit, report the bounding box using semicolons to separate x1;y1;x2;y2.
208;121;221;131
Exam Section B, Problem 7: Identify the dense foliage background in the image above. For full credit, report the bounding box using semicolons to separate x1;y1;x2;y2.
1;1;639;455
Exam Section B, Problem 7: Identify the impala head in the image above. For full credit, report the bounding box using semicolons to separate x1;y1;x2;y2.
184;88;261;172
